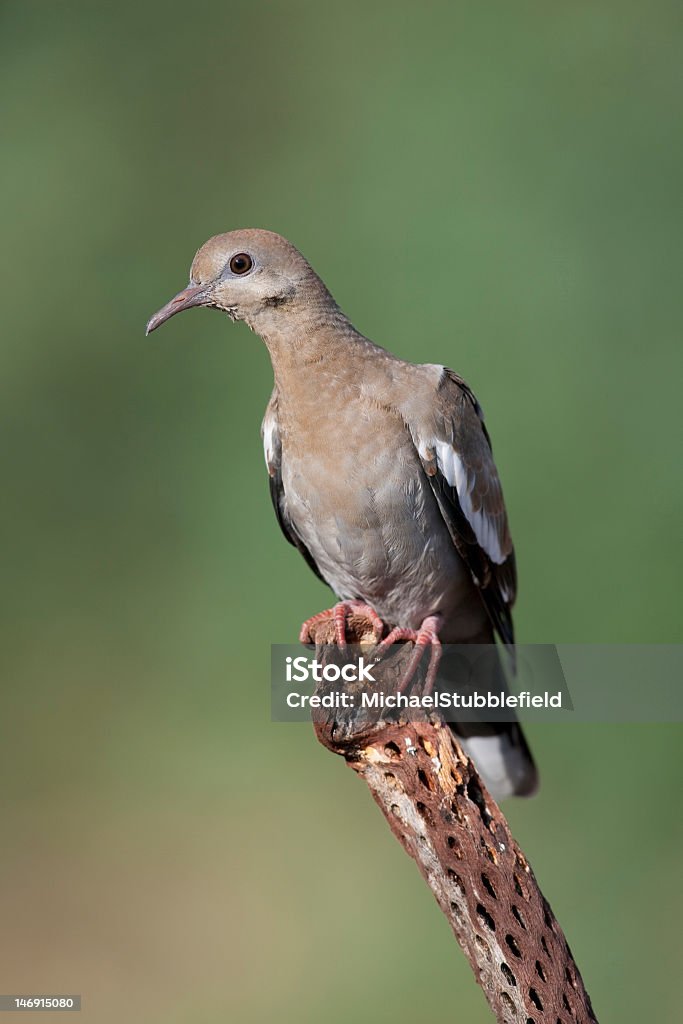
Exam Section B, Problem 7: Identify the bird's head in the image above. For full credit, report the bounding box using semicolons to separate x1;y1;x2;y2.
146;228;333;337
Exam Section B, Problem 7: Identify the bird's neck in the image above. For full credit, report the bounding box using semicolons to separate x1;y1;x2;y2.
250;302;363;387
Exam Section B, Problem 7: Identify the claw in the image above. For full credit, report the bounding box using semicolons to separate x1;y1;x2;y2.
299;601;385;648
373;614;443;696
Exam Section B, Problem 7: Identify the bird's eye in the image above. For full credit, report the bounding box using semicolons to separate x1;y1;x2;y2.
229;252;253;275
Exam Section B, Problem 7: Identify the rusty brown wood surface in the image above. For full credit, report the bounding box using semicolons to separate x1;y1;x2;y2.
309;615;598;1024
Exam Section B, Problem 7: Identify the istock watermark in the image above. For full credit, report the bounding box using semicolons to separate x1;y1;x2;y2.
285;655;377;683
271;644;683;723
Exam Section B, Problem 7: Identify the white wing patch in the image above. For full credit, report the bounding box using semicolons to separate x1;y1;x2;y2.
433;440;506;564
262;409;278;474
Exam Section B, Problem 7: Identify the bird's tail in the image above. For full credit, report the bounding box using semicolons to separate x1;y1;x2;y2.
441;645;539;800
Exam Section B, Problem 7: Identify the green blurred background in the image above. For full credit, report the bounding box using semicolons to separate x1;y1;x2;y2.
1;2;681;1021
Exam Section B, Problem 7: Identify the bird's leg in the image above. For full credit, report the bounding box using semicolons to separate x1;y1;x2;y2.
373;614;443;696
299;601;385;649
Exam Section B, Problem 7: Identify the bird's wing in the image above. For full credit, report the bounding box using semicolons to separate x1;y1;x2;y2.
408;368;517;647
261;389;326;584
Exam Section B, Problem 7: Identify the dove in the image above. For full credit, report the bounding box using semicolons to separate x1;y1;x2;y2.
147;229;537;798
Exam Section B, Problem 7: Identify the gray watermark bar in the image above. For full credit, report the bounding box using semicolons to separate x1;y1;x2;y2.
271;644;683;723
0;997;81;1012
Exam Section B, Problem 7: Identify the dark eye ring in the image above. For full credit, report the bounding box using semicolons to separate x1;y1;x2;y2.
229;252;253;275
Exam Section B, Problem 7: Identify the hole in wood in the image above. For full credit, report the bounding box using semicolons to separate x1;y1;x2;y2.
500;992;515;1013
475;934;492;962
541;935;552;959
505;934;522;959
415;801;434;826
450;900;464;924
447;834;465;856
466;774;492;827
562;992;573;1015
529;988;543;1011
479;837;498;863
535;960;547;982
513;873;528;900
500;962;516;987
511;904;526;929
476;903;495;931
543;900;555;931
384;742;401;759
417;767;435;792
481;873;497;900
446;836;463;859
449;800;464;824
447;869;465;895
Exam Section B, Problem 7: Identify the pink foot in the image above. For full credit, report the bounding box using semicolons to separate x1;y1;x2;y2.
373;614;443;696
299;601;385;649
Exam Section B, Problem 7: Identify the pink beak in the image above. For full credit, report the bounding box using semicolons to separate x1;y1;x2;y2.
145;283;211;335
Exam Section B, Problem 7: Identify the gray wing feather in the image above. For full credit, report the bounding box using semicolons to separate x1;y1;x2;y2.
261;389;327;585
